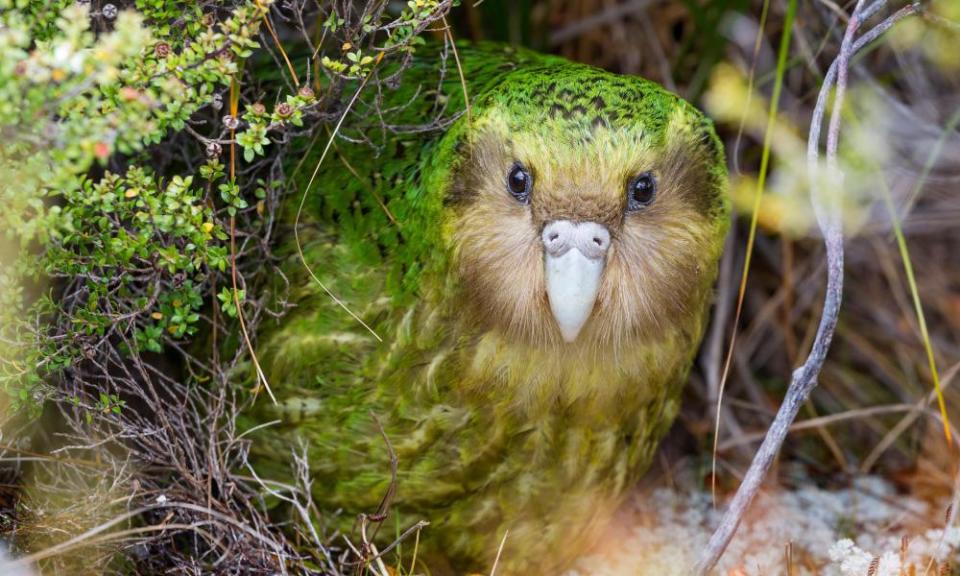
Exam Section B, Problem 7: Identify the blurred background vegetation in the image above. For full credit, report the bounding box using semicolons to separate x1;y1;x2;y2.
0;0;958;574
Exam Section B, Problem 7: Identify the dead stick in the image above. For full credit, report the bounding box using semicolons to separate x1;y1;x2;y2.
692;1;921;573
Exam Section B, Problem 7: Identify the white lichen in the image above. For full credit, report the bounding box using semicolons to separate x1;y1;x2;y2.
567;477;955;576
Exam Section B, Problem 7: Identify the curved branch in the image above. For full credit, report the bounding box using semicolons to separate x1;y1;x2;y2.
693;1;921;573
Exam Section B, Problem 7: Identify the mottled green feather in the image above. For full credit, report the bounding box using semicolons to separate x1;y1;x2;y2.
248;42;729;574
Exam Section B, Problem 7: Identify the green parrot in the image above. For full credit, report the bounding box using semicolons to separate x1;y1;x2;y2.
252;42;729;575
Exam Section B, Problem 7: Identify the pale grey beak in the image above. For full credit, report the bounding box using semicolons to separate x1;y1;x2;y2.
542;220;610;342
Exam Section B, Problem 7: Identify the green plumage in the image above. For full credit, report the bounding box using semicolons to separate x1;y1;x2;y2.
250;43;729;574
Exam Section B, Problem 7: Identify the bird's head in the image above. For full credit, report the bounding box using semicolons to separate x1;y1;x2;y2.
441;64;729;348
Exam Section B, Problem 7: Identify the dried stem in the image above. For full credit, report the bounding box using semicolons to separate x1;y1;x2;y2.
693;1;921;573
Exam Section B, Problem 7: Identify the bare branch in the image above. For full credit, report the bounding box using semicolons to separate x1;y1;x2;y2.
693;1;922;573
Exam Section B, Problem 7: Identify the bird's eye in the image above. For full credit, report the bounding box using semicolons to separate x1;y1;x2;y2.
506;163;532;203
627;172;657;211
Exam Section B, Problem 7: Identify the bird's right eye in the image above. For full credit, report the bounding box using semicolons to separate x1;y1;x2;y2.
506;163;532;204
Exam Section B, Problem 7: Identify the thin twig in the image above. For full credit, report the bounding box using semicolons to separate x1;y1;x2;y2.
549;0;657;45
693;1;921;572
6;502;288;570
225;74;277;404
490;529;510;576
294;63;384;343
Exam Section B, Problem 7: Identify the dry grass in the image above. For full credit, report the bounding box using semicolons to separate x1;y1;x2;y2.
2;0;960;574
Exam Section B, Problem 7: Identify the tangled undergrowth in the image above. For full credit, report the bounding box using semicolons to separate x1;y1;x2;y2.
1;0;959;574
1;0;461;573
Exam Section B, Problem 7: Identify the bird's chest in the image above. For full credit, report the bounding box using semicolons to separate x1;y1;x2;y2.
433;386;677;572
464;384;675;498
402;329;687;488
382;330;689;571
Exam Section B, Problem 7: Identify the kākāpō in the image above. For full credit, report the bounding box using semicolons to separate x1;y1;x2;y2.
250;42;729;575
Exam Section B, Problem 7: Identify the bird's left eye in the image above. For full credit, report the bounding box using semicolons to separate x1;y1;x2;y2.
506;162;532;204
626;172;657;211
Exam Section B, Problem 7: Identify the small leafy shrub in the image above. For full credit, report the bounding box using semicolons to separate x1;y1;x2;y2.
1;0;459;415
0;0;274;411
0;0;457;572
